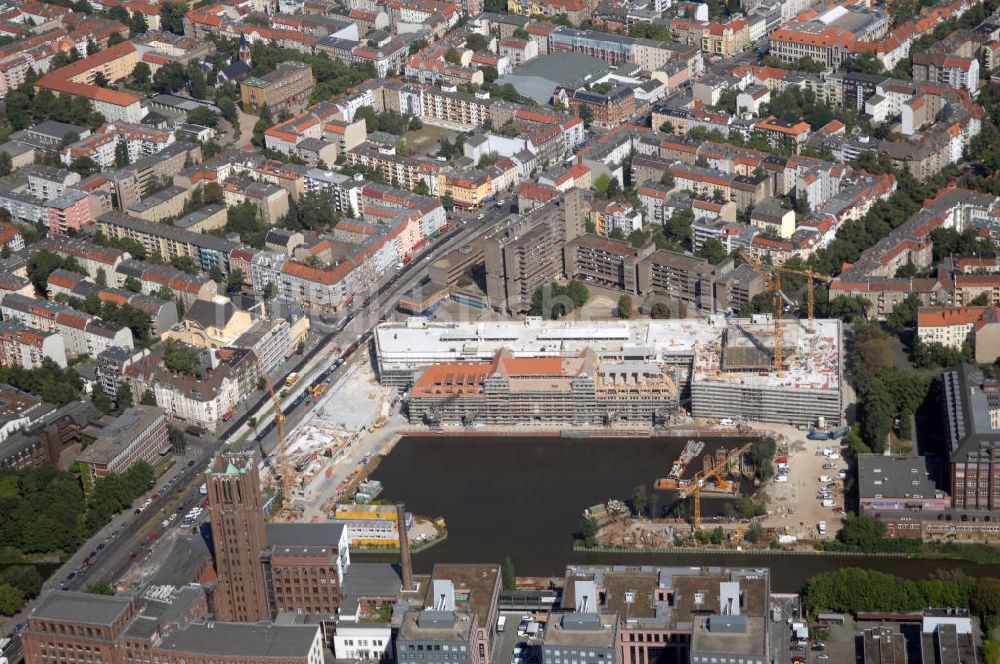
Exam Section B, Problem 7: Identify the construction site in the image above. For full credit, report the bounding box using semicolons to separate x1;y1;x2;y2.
376;314;843;428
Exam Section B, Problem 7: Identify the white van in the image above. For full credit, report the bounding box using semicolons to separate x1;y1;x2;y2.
818;521;827;535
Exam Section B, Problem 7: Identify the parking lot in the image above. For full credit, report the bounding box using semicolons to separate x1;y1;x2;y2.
760;424;848;541
493;612;546;664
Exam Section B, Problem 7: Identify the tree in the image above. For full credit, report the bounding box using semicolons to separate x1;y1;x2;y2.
262;282;276;300
123;276;142;293
168;426;186;454
227;268;245;291
85;581;116;595
408;116;422;131
163;340;203;377
578;104;593;128
69;156;100;177
444;48;461;64
632;484;649;517
27;250;65;296
885;293;919;334
152;62;186;94
0;566;41;598
659;121;675;134
248;416;258;437
187;106;219;127
502;556;516;591
252;117;272;146
666;208;694;245
650;300;671;319
128;11;148;36
91;382;113;414
578;516;598;547
617;294;634;319
186;62;207;99
0;152;11;177
465;34;489;52
140;389;156;406
159;1;186;33
114;383;133;414
114;141;129;168
0;583;24;616
698;238;727;264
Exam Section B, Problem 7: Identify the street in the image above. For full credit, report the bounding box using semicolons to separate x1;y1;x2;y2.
0;202;515;638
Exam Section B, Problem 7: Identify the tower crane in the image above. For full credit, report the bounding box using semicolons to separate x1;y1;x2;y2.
770;264;833;332
739;251;785;373
678;443;752;530
262;373;293;505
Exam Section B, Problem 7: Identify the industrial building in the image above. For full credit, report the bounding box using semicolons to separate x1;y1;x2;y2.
378;316;843;426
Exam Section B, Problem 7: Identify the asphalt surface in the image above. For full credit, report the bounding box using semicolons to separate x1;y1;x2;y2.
2;203;515;639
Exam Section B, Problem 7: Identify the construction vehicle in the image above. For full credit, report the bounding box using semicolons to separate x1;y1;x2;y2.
307;383;328;401
678;443;752;530
263;374;293;504
285;372;301;387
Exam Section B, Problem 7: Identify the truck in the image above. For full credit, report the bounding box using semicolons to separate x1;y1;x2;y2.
818;521;827;535
199;483;207;496
497;616;506;632
285;372;301;387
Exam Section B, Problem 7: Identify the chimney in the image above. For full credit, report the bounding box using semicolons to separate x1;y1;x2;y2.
397;502;413;591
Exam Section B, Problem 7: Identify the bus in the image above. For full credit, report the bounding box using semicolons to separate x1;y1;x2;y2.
285;372;301;387
222;410;234;422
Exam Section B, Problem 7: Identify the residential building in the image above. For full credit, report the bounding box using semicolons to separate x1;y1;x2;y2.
0;293;133;358
0;320;67;369
241;62;314;114
46;189;93;236
35;41;146;123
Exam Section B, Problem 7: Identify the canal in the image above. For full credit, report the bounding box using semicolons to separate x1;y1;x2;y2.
368;435;1000;593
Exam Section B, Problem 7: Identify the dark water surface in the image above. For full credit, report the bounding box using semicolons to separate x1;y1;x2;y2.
368;435;1000;592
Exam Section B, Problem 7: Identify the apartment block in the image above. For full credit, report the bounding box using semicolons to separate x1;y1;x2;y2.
97;212;238;275
0;320;67;369
0;293;133;358
241;61;314;114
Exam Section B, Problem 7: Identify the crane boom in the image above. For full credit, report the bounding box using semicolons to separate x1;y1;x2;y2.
262;374;292;503
679;443;752;530
739;251;783;372
770;265;832;329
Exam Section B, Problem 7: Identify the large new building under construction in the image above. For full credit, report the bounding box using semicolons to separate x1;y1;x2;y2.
407;348;678;425
379;316;843;427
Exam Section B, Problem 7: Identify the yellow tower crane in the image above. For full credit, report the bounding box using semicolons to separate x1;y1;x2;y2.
262;374;292;504
679;443;752;530
739;251;785;373
769;264;833;332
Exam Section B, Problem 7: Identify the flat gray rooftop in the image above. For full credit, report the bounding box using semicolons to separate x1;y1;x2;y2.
158;621;319;658
498;53;609;103
266;522;345;548
33;590;132;626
